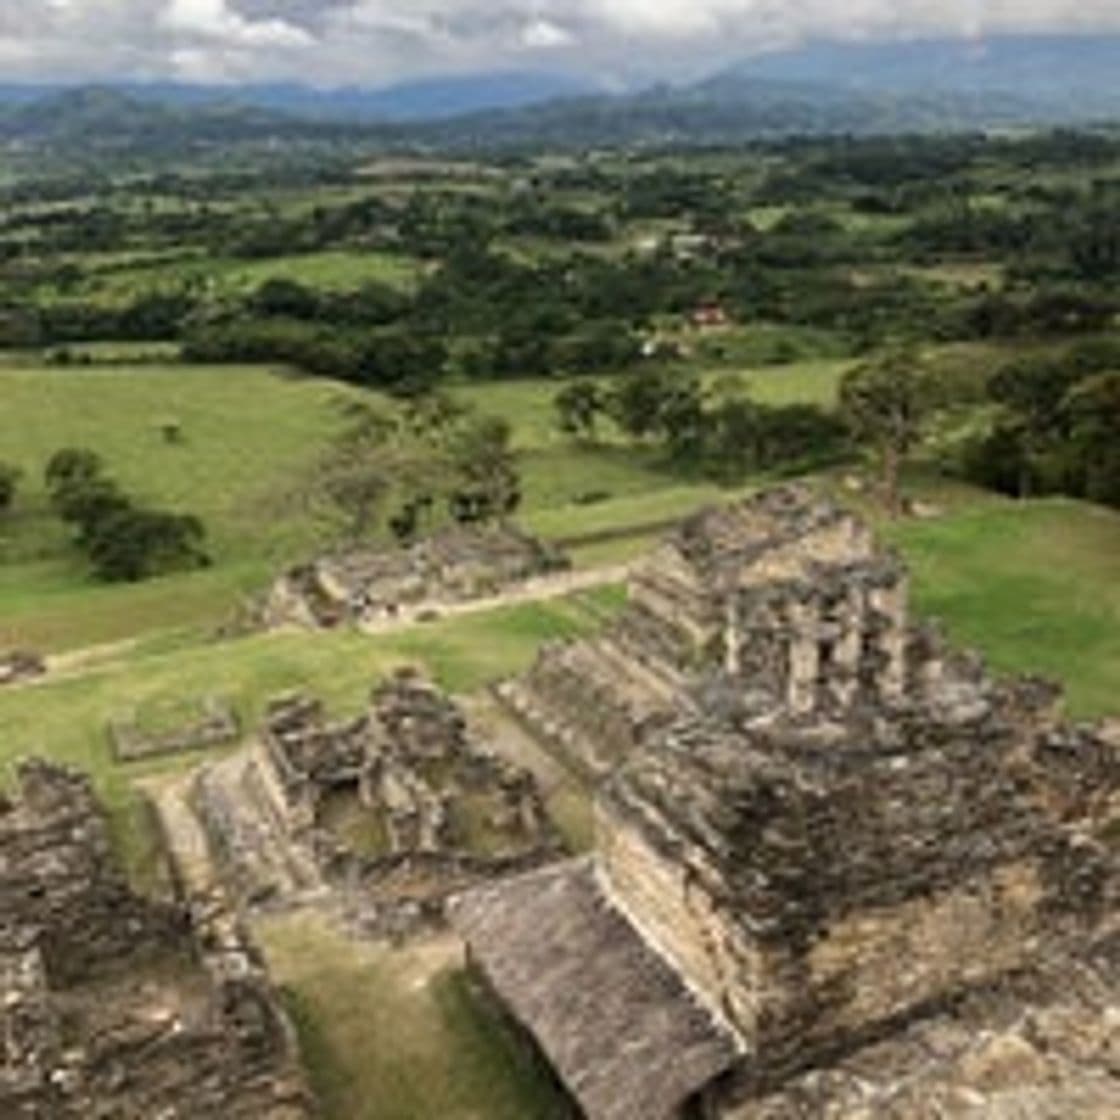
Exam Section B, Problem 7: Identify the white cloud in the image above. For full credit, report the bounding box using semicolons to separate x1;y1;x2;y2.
163;0;312;47
3;1;1120;85
520;18;573;49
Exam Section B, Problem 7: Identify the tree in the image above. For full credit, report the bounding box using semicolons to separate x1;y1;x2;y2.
355;330;447;395
307;398;459;542
1064;371;1120;507
43;447;209;581
45;447;104;492
251;277;320;320
839;348;939;517
448;415;522;524
987;358;1082;497
309;402;401;541
606;369;676;440
656;377;707;464
85;507;208;582
0;462;22;514
554;380;603;441
44;448;129;539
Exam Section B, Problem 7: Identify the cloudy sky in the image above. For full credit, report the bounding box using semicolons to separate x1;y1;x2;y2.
1;1;1118;88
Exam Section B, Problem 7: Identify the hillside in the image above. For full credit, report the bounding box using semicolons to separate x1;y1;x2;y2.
3;35;1120;158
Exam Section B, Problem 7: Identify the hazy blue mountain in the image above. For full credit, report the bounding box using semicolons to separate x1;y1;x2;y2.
1;35;1119;159
711;35;1120;115
0;86;333;152
0;71;599;123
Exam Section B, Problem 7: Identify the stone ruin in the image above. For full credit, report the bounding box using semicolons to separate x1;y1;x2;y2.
0;759;313;1119
109;695;241;762
265;522;568;629
189;669;562;937
0;651;46;689
453;486;1120;1120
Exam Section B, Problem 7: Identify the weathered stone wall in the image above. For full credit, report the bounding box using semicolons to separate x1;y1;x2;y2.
0;760;315;1120
714;930;1120;1119
0;760;186;985
597;806;765;1041
194;671;562;937
600;703;1116;1067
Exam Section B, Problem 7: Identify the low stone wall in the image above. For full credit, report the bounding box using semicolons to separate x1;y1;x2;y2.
109;695;241;762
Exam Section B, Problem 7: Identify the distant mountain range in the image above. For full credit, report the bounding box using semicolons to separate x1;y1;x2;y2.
1;35;1119;155
0;71;599;125
714;34;1120;108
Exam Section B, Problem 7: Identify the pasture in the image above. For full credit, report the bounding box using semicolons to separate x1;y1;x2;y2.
41;249;425;306
0;358;851;652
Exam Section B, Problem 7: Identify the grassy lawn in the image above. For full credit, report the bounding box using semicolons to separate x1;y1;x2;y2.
260;917;567;1120
456;359;851;451
890;497;1120;719
0;363;362;649
0;364;357;560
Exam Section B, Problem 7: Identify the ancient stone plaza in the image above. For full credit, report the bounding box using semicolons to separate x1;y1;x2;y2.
458;486;1120;1119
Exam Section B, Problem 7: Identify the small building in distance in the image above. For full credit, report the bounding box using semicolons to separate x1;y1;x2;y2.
689;303;731;329
265;522;567;630
455;486;1119;1120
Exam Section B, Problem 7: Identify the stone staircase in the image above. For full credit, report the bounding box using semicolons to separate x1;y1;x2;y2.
494;630;688;779
188;744;326;908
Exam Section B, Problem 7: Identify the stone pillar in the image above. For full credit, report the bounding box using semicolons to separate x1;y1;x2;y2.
724;599;743;676
786;599;820;716
830;585;865;710
870;579;908;702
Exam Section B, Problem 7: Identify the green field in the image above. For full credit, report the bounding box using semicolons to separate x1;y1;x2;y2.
0;364;364;650
891;497;1120;718
46;249;426;305
1;359;851;652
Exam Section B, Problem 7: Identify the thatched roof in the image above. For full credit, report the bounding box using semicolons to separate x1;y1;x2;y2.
449;859;738;1120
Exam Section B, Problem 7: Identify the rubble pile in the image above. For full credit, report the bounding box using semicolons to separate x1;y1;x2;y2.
0;760;312;1119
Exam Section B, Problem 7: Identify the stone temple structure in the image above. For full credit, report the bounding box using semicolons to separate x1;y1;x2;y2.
266;523;567;629
455;486;1120;1120
0;760;312;1119
190;669;561;937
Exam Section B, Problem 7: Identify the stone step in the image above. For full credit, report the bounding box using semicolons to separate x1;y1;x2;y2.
493;680;618;780
236;755;323;895
194;754;313;904
146;775;219;899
